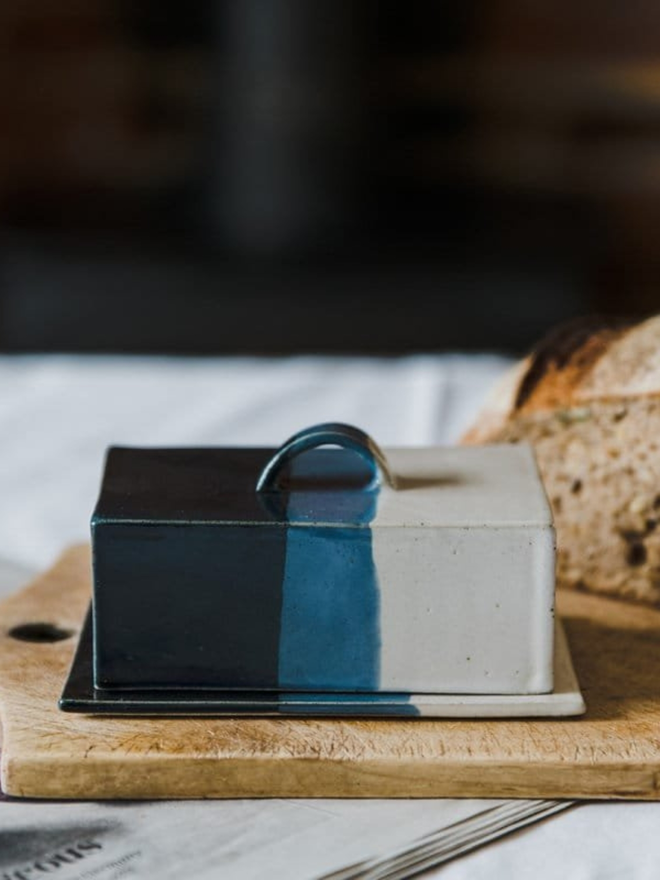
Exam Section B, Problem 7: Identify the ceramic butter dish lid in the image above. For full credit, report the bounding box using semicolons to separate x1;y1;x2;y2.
61;423;583;718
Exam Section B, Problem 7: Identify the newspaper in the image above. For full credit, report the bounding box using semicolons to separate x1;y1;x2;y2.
0;560;570;880
0;797;570;880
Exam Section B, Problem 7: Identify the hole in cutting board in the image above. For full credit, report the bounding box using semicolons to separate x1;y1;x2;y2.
9;622;74;643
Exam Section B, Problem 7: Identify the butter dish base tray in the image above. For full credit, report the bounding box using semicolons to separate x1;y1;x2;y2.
59;610;585;718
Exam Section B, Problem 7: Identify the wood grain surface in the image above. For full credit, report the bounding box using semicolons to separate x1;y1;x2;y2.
0;546;658;800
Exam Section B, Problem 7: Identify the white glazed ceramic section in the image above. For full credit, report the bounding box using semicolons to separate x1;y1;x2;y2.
372;444;553;529
369;444;555;696
373;525;555;695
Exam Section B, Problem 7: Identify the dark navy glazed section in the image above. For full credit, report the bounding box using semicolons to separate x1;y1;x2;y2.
92;445;382;693
93;522;287;689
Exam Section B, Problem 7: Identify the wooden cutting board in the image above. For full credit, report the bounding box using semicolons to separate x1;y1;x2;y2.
0;545;658;800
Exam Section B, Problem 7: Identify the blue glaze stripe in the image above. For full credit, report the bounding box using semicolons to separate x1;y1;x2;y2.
277;525;381;690
277;449;381;692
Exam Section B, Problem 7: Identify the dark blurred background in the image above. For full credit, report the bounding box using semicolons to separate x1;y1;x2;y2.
2;0;660;354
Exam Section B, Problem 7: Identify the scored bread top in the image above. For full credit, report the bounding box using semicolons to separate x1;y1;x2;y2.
462;314;660;444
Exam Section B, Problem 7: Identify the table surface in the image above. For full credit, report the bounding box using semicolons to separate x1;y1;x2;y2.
1;352;657;878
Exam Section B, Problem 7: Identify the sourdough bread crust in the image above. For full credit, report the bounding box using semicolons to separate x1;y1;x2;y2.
462;315;660;605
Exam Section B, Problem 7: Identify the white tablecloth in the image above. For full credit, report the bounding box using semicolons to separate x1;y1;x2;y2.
1;354;508;570
1;353;657;878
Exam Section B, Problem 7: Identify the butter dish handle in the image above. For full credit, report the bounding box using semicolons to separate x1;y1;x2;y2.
256;422;397;492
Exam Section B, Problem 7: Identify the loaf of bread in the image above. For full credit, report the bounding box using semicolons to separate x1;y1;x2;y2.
462;315;660;605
